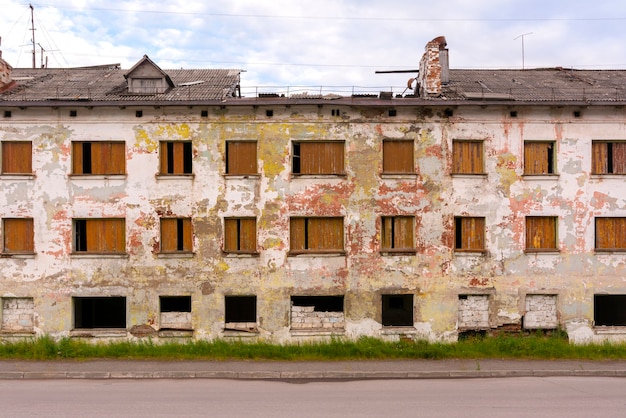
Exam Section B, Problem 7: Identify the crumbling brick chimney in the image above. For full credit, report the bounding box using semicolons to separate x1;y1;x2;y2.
0;39;15;93
418;36;449;97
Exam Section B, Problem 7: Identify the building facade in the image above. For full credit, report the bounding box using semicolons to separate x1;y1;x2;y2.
0;38;625;343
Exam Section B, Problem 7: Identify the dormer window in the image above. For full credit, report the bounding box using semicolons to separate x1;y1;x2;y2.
129;77;167;94
124;55;174;95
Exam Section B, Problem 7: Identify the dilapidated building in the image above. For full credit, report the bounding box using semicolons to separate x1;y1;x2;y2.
0;37;625;343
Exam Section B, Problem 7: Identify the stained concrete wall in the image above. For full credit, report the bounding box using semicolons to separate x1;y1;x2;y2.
0;103;625;343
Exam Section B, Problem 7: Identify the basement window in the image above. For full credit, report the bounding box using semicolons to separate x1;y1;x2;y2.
72;141;126;175
524;141;555;175
291;296;345;331
595;217;626;251
73;218;126;254
223;218;257;254
594;295;626;326
382;140;414;174
225;141;257;175
382;294;413;327
1;141;32;175
523;294;558;330
592;141;626;175
224;296;257;332
452;140;484;175
159;296;192;330
458;294;490;330
160;218;193;253
292;141;345;175
1;297;34;332
289;217;344;255
455;217;485;252
160;141;192;175
73;296;126;329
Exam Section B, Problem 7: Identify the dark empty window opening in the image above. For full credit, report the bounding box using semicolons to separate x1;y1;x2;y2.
382;294;414;326
74;219;88;252
291;296;344;312
510;111;518;117
74;296;126;329
266;109;273;117
444;108;454;117
69;110;77;117
135;110;143;118
201;110;208;117
82;142;92;174
160;296;191;313
388;109;397;117
594;294;626;326
3;110;11;118
331;109;340;116
225;296;256;323
573;110;581;118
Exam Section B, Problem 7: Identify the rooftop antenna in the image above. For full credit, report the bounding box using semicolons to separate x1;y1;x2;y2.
514;32;533;70
30;4;36;69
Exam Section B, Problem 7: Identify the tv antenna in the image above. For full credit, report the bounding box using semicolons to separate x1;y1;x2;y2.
514;32;533;70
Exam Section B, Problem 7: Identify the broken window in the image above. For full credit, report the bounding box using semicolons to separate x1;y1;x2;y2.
523;294;558;329
592;141;626;174
2;218;34;254
159;296;192;330
289;217;344;254
291;296;345;330
381;216;415;252
223;218;257;253
72;141;125;175
382;140;414;174
524;141;555;175
2;141;32;174
458;294;490;329
452;140;483;174
1;297;34;332
226;141;257;175
224;296;257;332
292;141;345;175
73;296;126;329
595;217;626;251
160;141;192;175
454;217;485;252
73;218;125;254
594;294;626;326
525;216;557;252
160;218;193;253
382;294;414;326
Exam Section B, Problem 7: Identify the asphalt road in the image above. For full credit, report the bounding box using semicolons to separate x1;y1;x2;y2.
2;377;626;417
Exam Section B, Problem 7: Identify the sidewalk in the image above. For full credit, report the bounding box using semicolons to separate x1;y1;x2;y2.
1;359;626;380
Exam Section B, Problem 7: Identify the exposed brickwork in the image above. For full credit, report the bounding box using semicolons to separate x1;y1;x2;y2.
1;298;34;332
524;295;558;329
160;312;192;330
458;295;490;329
291;305;345;330
418;36;447;97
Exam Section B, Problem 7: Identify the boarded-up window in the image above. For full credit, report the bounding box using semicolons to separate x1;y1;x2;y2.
226;141;257;175
381;216;415;251
383;140;414;174
74;219;125;253
293;141;344;175
592;141;626;174
223;218;257;253
72;141;125;175
452;140;483;174
2;142;32;174
525;216;557;251
160;141;192;175
3;218;34;253
595;217;626;250
160;218;192;253
290;217;344;253
455;217;485;251
524;141;555;175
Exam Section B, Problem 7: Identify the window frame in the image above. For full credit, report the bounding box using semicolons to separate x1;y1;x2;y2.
595;217;626;252
592;141;626;175
71;141;126;175
380;216;416;254
160;218;193;254
454;217;486;253
382;139;415;175
73;218;126;255
452;139;484;175
292;141;345;176
1;141;32;175
524;141;556;175
223;217;258;254
525;216;558;253
289;216;345;255
225;141;258;176
2;218;35;254
159;141;193;176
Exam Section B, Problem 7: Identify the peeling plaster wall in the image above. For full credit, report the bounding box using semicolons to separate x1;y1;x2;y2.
0;103;625;343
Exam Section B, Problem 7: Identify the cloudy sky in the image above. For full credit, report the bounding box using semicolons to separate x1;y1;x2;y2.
1;0;626;91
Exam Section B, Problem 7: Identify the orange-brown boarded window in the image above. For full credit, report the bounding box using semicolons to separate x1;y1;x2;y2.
595;217;626;250
226;141;257;175
74;219;125;253
72;142;125;175
160;141;192;174
160;218;192;252
383;140;414;174
2;142;32;174
454;217;485;251
524;141;555;175
293;141;344;175
381;216;415;250
592;141;626;174
525;216;557;251
3;218;34;253
452;140;483;174
223;218;257;252
290;217;344;253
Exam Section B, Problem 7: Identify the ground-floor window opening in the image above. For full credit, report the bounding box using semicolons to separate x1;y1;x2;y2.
523;294;558;329
458;294;489;330
291;296;345;331
73;296;126;329
159;296;192;330
224;296;257;332
382;294;414;326
594;294;626;326
1;297;34;332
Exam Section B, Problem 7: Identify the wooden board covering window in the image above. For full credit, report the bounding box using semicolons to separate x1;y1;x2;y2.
452;141;483;174
595;217;626;250
298;142;344;175
525;217;557;251
455;217;485;251
72;142;125;174
524;142;553;174
290;217;343;252
226;142;257;175
160;142;191;174
381;216;414;250
82;219;125;253
383;140;414;174
3;218;34;253
2;142;32;174
161;218;192;252
224;218;256;252
592;141;626;174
